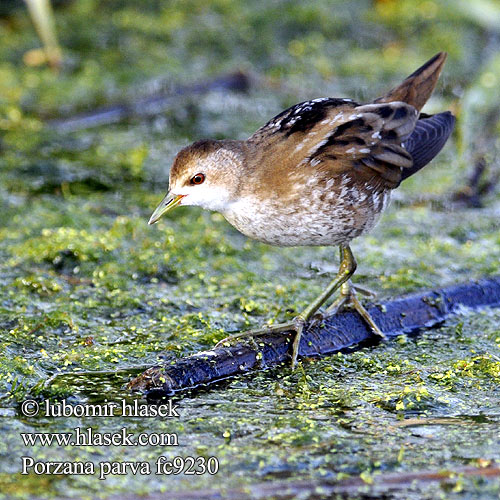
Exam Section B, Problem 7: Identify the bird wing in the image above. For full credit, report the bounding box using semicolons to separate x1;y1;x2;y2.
249;99;419;190
306;101;419;188
247;53;452;195
249;97;358;141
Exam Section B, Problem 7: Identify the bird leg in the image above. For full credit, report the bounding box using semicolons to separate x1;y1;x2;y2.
216;244;356;368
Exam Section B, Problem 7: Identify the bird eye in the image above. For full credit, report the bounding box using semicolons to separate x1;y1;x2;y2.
190;173;205;185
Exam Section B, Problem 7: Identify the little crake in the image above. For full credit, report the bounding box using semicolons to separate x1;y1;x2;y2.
149;53;455;367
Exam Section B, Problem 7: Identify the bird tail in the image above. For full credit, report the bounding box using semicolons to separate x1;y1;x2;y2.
375;52;448;111
375;52;455;181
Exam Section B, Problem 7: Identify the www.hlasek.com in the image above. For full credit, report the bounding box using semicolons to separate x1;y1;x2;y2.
20;398;219;479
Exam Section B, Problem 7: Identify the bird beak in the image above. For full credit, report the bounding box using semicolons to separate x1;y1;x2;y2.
148;193;185;225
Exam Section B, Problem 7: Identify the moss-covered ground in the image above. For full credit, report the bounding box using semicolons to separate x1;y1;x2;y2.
0;0;499;498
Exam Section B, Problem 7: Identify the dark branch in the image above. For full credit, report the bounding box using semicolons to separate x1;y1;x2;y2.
48;71;250;132
128;277;500;398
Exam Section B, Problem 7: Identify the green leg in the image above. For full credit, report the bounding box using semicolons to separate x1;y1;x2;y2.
325;280;386;339
216;244;357;368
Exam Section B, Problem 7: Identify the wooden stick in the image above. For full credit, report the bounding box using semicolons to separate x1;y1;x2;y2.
49;71;250;132
128;277;500;398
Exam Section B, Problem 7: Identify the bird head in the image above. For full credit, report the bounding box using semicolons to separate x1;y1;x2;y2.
148;139;244;224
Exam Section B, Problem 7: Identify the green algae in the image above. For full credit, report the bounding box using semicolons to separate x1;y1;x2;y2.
1;0;500;498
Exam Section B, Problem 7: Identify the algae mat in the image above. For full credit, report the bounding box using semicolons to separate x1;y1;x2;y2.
0;0;499;498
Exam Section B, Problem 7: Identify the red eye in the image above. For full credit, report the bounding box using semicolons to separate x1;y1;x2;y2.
190;173;205;185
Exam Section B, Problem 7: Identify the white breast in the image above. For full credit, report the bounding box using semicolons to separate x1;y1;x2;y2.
222;190;390;247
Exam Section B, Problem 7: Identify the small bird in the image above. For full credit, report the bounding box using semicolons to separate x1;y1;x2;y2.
149;52;455;367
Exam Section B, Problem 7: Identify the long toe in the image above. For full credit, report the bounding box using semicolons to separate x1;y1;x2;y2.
215;319;305;367
322;285;387;340
352;284;377;299
349;292;387;340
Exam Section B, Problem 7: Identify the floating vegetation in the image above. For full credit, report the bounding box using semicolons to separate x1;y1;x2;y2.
0;0;499;498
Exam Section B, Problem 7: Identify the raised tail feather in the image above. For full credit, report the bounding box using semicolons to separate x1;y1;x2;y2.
375;52;448;111
402;111;455;181
375;52;455;182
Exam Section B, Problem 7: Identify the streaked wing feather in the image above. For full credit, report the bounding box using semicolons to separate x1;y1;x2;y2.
245;54;453;204
249;98;358;141
308;101;418;188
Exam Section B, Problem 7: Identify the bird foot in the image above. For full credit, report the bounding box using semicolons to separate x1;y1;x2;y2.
351;283;377;299
215;316;306;369
311;282;386;340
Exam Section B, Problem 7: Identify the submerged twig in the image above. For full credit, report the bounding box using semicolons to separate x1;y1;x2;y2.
128;277;500;398
49;71;250;132
44;366;152;390
452;156;500;208
393;417;478;427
